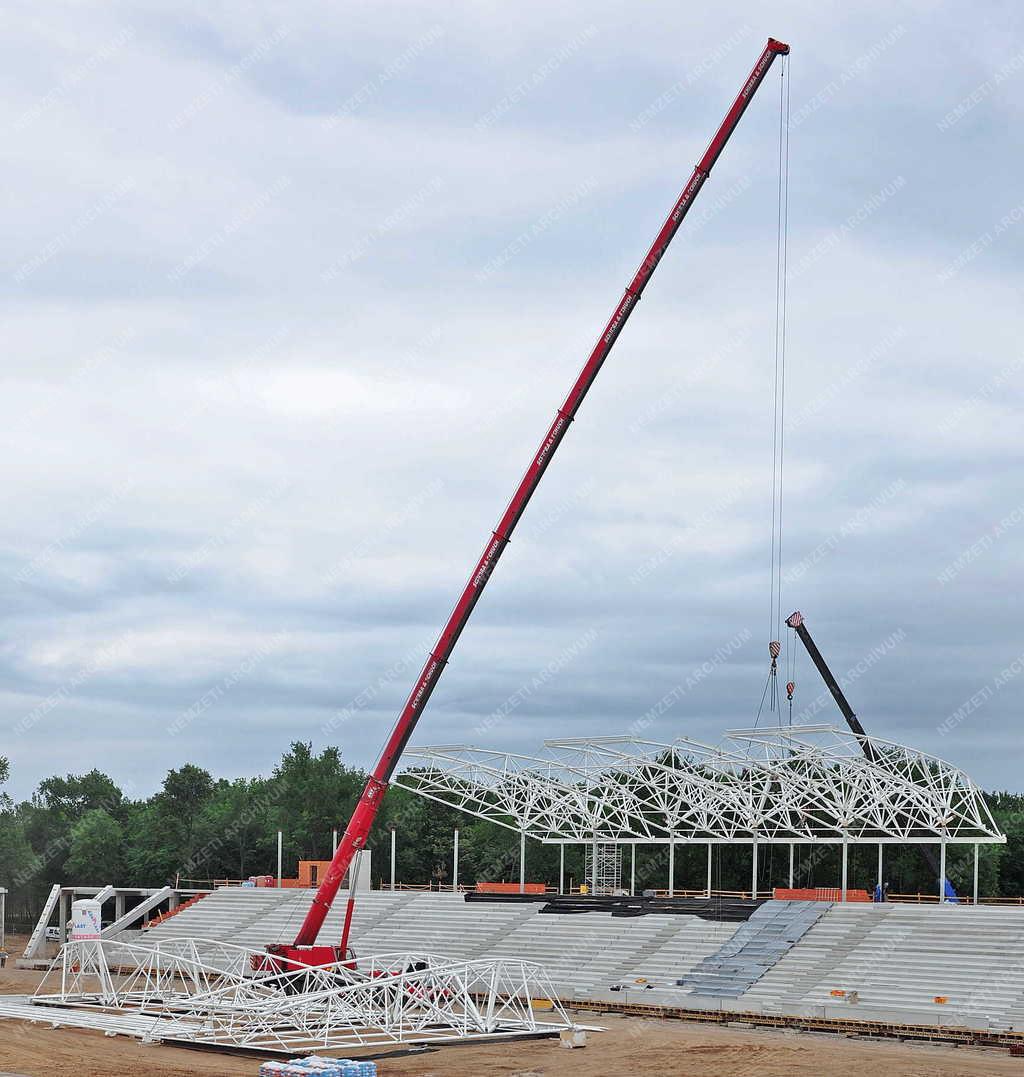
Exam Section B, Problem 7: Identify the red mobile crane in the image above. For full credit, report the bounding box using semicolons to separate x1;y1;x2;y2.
267;37;791;970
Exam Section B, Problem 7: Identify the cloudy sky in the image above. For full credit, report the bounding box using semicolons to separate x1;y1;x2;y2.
1;2;1021;801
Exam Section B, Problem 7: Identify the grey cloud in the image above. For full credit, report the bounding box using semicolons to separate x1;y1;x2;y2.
2;2;1021;801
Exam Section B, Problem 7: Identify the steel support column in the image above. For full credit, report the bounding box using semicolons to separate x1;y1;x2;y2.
668;835;675;898
452;828;459;893
939;834;947;902
841;834;849;901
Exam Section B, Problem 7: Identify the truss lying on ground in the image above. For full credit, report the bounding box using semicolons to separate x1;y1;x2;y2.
25;936;576;1052
394;724;1004;846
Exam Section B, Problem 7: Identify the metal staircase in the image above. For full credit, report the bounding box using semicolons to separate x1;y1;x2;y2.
677;900;829;997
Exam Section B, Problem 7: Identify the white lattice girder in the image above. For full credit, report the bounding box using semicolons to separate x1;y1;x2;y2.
394;725;1003;845
30;937;577;1052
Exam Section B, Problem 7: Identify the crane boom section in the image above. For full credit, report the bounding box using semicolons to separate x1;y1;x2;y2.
286;37;790;955
785;609;955;895
785;610;875;754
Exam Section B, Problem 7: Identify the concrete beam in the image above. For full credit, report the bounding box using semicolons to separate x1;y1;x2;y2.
100;886;175;937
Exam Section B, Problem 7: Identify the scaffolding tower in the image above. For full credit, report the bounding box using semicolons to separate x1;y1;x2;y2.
584;843;623;895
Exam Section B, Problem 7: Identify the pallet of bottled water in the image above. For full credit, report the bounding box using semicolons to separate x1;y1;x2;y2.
259;1056;377;1077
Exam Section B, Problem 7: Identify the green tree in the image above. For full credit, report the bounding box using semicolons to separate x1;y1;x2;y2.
64;809;124;882
271;743;363;864
188;777;277;881
36;769;123;820
0;757;36;897
159;764;214;865
123;801;180;884
986;791;1024;897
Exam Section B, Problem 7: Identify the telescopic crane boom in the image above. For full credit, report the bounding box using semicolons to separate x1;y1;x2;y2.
268;37;791;969
785;611;875;760
786;609;956;898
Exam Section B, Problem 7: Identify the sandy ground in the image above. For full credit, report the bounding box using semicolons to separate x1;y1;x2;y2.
2;937;1022;1077
4;1014;1023;1077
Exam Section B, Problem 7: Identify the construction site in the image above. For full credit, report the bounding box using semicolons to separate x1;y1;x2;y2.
3;11;1022;1077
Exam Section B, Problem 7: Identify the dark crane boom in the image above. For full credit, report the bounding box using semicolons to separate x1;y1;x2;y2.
786;609;956;898
785;611;875;761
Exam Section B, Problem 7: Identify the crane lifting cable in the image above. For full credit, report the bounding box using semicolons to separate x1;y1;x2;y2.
757;53;791;728
261;37;792;973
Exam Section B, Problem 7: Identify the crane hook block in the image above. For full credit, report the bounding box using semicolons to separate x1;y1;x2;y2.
769;640;781;660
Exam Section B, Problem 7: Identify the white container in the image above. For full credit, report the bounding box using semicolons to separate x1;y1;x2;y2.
70;898;103;940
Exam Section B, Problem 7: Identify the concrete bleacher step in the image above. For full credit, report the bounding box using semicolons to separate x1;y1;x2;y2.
602;917;688;984
348;893;538;964
996;979;1024;1030
465;900;544;959
141;888;293;941
339;891;419;946
606;917;738;991
739;902;1024;1030
678;900;829;998
744;902;894;1010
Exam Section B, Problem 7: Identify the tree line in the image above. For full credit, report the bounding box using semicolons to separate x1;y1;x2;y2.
2;744;1024;927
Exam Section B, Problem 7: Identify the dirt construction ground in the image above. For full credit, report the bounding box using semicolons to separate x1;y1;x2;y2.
2;940;1022;1077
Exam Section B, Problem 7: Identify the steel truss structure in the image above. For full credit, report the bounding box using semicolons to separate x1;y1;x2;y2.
394;725;1004;847
27;937;576;1052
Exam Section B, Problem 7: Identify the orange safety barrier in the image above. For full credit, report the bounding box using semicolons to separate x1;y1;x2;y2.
774;887;872;902
475;882;547;895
